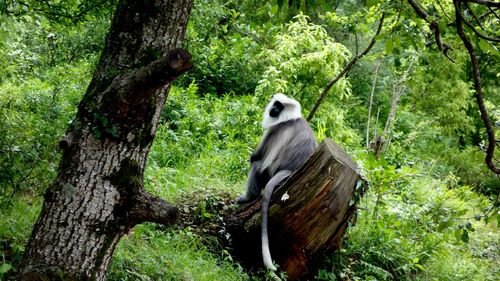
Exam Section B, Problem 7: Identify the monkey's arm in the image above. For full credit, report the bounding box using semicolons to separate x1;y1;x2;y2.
250;130;272;162
250;150;262;162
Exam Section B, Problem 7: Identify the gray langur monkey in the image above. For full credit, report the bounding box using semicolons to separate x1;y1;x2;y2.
236;93;318;271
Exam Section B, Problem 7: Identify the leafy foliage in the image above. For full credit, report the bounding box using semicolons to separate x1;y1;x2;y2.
0;63;91;204
183;0;263;95
255;13;350;108
322;157;499;281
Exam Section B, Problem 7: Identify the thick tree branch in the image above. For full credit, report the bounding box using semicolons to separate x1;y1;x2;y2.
454;0;500;174
467;0;500;7
131;191;180;226
96;48;193;135
110;158;179;226
307;13;385;122
110;48;193;99
407;0;454;61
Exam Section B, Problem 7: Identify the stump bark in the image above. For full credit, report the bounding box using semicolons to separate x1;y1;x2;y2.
228;138;364;279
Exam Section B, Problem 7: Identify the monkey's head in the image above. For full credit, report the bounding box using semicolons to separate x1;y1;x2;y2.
262;93;302;129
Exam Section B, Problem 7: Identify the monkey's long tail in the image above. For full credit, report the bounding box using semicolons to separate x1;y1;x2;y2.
261;170;292;271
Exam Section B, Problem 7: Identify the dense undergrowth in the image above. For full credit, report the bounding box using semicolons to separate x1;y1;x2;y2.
1;0;499;280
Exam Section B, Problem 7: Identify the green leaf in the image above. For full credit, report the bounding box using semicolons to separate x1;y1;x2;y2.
270;4;279;15
490;44;500;56
479;38;490;52
366;0;380;7
92;126;102;139
461;229;469;243
437;216;453;232
385;38;394;54
0;263;12;274
393;34;401;49
415;264;425;270
107;125;119;138
438;19;447;32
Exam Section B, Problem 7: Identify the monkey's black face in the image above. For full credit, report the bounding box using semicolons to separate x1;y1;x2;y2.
269;101;284;117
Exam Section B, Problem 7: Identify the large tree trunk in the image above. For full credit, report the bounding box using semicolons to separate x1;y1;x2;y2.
227;139;364;279
19;0;193;280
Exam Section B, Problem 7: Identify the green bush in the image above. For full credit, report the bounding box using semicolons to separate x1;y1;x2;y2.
255;13;350;108
0;63;91;204
316;157;499;281
183;0;263;95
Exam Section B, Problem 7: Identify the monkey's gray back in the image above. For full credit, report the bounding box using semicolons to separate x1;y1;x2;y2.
261;118;317;176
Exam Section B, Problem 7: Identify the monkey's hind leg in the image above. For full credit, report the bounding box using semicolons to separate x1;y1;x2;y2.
236;161;266;204
261;169;292;271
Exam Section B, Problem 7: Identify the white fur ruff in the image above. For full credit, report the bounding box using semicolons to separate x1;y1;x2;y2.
262;93;302;129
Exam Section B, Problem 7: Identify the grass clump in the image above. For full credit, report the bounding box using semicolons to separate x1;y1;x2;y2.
108;225;248;281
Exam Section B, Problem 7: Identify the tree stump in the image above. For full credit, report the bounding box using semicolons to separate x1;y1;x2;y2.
227;138;364;279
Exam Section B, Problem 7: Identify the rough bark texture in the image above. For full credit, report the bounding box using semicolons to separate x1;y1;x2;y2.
19;0;193;280
228;139;364;279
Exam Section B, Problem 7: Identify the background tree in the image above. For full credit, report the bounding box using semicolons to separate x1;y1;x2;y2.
406;0;499;174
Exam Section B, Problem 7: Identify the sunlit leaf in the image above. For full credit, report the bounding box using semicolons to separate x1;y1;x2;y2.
366;0;380;8
479;38;490;52
270;4;279;15
385;38;394;54
0;263;12;274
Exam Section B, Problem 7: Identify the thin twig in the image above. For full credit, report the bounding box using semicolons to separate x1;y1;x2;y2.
407;0;454;62
457;8;500;42
465;0;485;29
479;6;500;19
307;13;385;121
457;2;500;42
487;6;500;19
437;1;451;20
233;24;269;44
380;58;415;154
366;61;382;149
